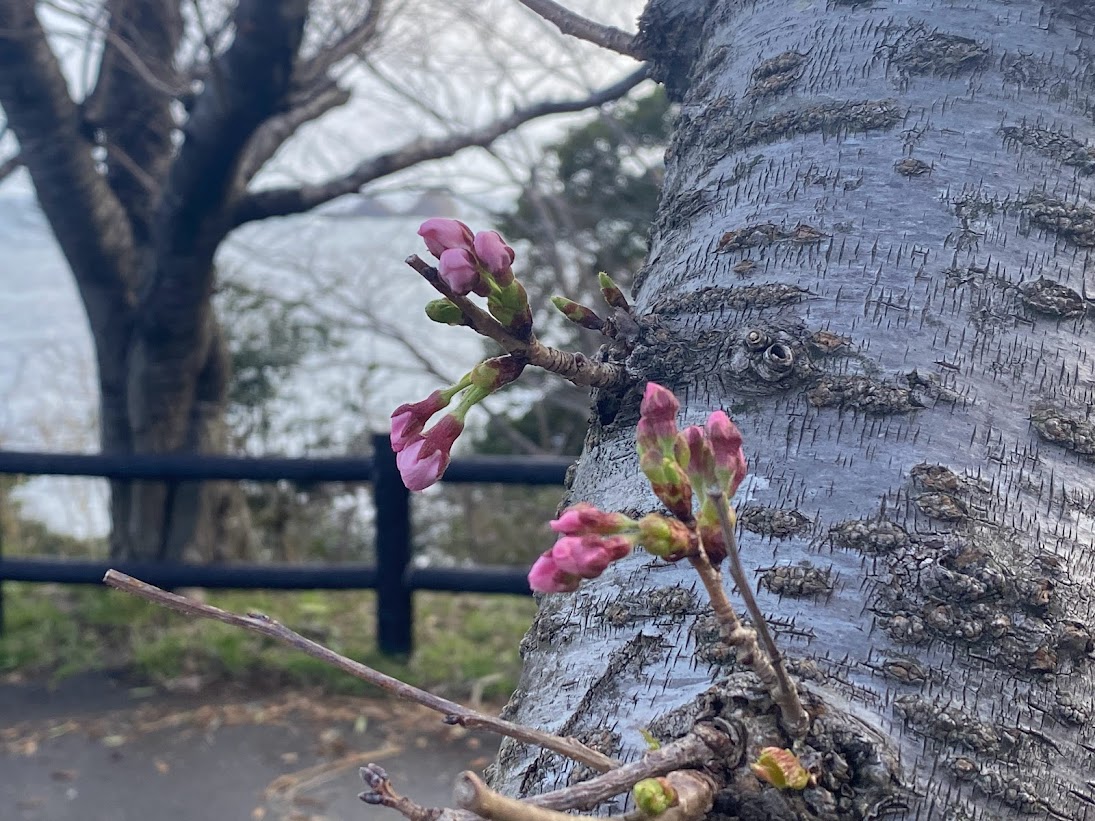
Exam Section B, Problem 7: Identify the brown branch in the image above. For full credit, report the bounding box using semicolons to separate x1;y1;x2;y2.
235;83;353;188
706;492;810;738
103;571;619;772
455;772;596;821
456;769;715;821
406;256;627;389
515;0;643;59
357;717;735;821
231;66;650;226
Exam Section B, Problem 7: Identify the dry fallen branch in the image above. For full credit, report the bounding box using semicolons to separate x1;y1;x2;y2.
102;570;618;772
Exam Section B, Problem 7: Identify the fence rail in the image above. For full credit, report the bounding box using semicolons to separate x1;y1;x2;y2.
0;435;570;654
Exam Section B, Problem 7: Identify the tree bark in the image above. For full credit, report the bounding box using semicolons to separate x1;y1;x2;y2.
495;1;1095;818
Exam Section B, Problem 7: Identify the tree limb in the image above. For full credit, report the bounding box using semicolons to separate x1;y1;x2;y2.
231;66;650;227
515;0;642;58
103;570;620;773
236;84;353;187
81;0;184;241
141;0;309;326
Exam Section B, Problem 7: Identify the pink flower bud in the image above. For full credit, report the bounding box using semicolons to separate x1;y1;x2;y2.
706;411;748;496
418;218;474;258
550;503;633;536
551;536;612;578
637;383;680;455
437;248;482;295
394;414;463;491
528;552;580;593
676;425;717;491
473;230;515;282
390;390;449;452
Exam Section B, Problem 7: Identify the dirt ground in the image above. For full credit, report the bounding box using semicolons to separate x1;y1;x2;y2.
0;672;499;821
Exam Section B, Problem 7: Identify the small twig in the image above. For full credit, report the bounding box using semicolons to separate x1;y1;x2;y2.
457;768;715;821
687;548;809;738
709;492;811;737
360;763;439;821
515;0;643;58
526;723;734;812
103;571;619;772
359;725;735;821
456;772;589;821
406;255;627;389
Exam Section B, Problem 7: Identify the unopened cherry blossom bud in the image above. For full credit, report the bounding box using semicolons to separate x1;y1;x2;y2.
752;748;810;790
640;449;694;522
598;272;630;311
637;513;695;559
706;411;748;496
469;356;525;392
551;536;614;578
633;778;677;816
395;414;463;491
637;383;680;456
550;503;633;536
473;230;515;285
487;281;533;338
551;296;604;331
418;218;474;258
676;425;717;493
528;552;580;593
391;390;451;452
696;497;732;565
424;298;467;326
437;248;482;295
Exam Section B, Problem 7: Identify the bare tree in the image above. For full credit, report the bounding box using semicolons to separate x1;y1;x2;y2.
0;0;645;560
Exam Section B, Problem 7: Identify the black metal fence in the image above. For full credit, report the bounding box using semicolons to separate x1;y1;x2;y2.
0;434;570;654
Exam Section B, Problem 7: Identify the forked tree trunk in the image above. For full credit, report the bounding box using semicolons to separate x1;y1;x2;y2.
494;1;1095;817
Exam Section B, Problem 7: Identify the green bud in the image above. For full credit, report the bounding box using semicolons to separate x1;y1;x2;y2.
598;272;630;311
633;778;677;816
488;281;533;338
425;298;467;326
469;356;525;391
638;514;694;559
551;296;604;331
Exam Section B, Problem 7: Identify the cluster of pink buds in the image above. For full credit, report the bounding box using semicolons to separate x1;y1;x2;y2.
418;219;532;338
527;503;695;593
390;356;523;490
529;383;748;593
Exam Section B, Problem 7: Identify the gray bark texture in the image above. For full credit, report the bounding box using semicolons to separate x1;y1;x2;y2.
493;1;1095;819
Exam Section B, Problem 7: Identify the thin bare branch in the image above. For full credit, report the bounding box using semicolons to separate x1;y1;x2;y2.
456;768;716;821
706;492;810;737
294;0;386;93
231;66;650;226
103;570;620;772
236;84;353;187
515;0;642;58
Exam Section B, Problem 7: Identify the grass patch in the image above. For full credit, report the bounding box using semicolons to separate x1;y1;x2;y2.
0;583;536;701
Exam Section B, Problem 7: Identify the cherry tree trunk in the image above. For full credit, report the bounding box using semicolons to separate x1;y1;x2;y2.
493;1;1095;818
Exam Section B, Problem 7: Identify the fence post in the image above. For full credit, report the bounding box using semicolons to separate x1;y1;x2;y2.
373;433;412;655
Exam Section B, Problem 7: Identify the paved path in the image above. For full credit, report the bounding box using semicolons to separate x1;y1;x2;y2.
0;672;498;821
